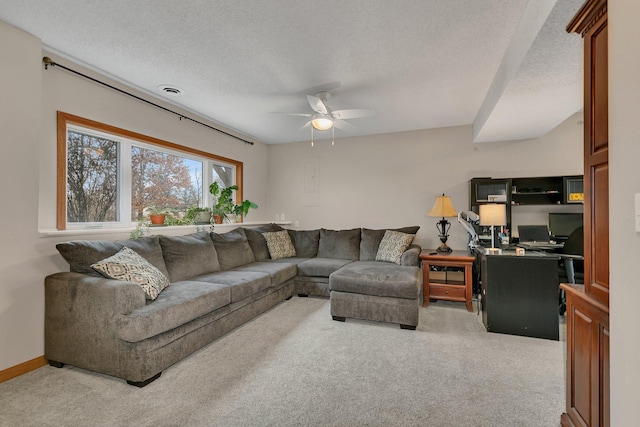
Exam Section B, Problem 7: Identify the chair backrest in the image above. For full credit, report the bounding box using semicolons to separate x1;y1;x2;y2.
562;226;584;256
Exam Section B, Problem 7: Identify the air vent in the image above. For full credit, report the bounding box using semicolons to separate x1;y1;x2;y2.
158;85;183;96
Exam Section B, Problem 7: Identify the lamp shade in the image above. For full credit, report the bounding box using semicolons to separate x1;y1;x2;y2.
479;204;507;226
427;194;458;218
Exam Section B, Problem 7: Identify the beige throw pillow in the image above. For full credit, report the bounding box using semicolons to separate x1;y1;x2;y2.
262;230;296;260
91;246;170;300
375;230;415;265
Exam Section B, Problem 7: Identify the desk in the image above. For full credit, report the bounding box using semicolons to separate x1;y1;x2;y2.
480;251;560;340
420;250;474;312
517;242;564;251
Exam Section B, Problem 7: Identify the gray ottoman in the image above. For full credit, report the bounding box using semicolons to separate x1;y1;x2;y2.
329;261;422;329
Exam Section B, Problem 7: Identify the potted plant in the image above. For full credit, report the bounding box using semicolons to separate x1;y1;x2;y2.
185;206;212;225
209;182;237;224
148;206;167;225
233;199;258;222
209;182;259;223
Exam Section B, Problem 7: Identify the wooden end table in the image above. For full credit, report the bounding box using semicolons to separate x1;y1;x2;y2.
420;250;475;312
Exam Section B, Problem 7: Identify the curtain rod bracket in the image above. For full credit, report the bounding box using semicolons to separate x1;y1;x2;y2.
41;56;254;146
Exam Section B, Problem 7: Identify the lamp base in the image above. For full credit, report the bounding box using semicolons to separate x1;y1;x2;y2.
436;243;452;253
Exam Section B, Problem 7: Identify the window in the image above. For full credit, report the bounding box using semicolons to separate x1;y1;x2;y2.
57;112;243;230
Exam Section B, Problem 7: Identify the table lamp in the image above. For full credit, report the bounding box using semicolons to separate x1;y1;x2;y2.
427;194;458;253
479;203;507;254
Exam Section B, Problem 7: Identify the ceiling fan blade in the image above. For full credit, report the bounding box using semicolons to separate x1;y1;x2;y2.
306;94;328;114
299;121;312;132
332;119;358;133
271;112;313;117
331;109;376;120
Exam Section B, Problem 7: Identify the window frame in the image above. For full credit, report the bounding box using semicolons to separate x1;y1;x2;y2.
57;111;244;230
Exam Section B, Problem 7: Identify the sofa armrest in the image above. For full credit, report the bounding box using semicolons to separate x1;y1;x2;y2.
44;272;146;374
400;244;422;267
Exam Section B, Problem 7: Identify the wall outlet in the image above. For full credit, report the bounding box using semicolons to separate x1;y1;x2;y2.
294;220;300;228
275;214;280;221
280;213;285;221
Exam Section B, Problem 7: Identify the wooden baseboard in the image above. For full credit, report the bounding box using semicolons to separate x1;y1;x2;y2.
0;356;48;384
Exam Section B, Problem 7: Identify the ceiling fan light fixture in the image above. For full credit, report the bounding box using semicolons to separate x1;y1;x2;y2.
311;116;333;131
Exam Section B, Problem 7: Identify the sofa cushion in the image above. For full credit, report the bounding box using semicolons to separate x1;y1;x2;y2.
329;261;421;299
210;228;255;270
117;281;231;342
262;230;297;260
193;270;271;302
297;258;353;277
244;224;283;261
375;230;416;265
317;228;361;260
287;229;320;258
159;232;220;282
91;247;170;300
56;236;169;278
232;262;297;286
360;226;420;261
270;257;311;266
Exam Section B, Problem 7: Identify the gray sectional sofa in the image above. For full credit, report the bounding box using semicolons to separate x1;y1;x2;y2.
46;224;422;386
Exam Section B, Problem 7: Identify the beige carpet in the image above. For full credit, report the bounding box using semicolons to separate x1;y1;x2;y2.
0;297;564;426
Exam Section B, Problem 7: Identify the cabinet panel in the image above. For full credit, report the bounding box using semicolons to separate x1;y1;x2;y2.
562;284;609;427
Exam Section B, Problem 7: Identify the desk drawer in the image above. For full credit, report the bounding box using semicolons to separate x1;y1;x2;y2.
429;284;466;300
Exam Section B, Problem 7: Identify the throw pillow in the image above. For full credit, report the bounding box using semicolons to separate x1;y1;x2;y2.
317;228;361;260
287;229;320;258
262;230;296;260
360;226;420;261
375;230;415;265
56;236;170;278
91;247;170;300
159;232;221;282
210;228;255;270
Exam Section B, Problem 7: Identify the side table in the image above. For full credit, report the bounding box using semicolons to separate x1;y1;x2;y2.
420;250;475;312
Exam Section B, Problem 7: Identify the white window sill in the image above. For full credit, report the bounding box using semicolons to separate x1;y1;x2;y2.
38;221;292;238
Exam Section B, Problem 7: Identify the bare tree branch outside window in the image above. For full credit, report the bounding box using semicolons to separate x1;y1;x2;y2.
66;131;118;222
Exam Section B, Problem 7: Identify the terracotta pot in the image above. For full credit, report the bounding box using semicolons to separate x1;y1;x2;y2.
149;214;166;225
213;214;223;224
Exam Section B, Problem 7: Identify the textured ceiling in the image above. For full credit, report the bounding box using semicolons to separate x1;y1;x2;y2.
0;0;583;144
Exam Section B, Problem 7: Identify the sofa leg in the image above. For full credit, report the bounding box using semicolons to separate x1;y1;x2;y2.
400;324;417;330
332;316;346;322
285;295;293;300
48;360;65;368
298;294;308;297
126;372;162;387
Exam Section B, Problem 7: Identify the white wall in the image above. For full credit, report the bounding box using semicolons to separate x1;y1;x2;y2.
0;20;270;372
609;0;640;422
0;21;43;372
267;113;583;251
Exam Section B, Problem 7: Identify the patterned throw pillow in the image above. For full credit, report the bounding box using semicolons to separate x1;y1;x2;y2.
375;230;415;265
91;247;170;300
262;230;296;260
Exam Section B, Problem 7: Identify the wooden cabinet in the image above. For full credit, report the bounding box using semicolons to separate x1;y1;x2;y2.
563;1;609;425
420;250;474;312
561;285;609;427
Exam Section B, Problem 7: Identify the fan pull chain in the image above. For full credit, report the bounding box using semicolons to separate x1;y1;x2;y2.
332;126;335;146
311;126;314;147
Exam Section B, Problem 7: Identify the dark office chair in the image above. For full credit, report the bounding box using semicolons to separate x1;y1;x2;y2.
558;226;584;314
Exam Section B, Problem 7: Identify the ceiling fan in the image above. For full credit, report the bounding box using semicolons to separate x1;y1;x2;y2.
277;91;376;132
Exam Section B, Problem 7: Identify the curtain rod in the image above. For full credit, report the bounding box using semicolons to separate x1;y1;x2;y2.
42;56;254;146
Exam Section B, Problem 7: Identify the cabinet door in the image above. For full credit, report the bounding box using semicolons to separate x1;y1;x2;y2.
562;287;609;427
583;9;609;306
